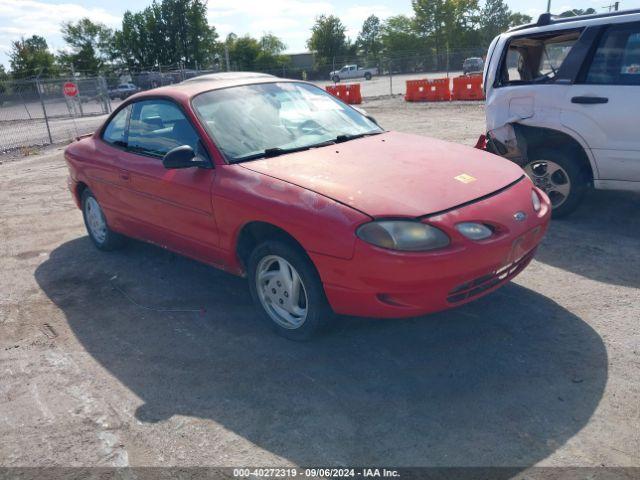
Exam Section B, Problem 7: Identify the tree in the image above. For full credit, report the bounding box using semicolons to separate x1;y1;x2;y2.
381;15;422;56
113;0;219;69
480;0;511;44
508;12;533;27
9;35;57;78
559;8;596;17
60;18;114;74
307;15;348;67
224;33;289;71
357;15;383;65
413;0;479;64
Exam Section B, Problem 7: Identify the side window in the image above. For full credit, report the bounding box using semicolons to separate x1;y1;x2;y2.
127;100;200;157
102;105;131;146
498;30;581;86
586;24;640;85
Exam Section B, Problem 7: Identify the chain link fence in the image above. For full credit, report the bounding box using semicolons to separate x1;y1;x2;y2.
0;48;488;153
0;76;112;153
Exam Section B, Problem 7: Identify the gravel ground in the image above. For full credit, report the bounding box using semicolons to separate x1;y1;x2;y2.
0;97;638;469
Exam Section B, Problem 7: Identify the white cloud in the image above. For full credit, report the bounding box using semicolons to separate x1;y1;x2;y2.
0;0;120;66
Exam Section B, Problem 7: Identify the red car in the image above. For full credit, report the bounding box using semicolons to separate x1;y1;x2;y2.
65;72;551;340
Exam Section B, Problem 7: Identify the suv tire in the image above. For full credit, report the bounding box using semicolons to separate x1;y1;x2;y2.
522;147;588;218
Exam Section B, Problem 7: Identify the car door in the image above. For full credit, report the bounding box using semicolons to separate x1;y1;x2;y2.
85;104;133;225
116;98;223;266
562;21;640;184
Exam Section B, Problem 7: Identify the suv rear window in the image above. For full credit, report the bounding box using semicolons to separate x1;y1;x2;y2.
498;30;581;86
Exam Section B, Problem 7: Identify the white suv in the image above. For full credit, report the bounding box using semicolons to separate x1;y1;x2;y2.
483;9;640;216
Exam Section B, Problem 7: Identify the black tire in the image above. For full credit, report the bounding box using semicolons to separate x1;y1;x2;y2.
247;240;333;340
522;147;588;218
364;72;372;80
332;75;340;83
81;189;126;251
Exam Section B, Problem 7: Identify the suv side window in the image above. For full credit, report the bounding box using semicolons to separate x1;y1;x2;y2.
127;100;200;157
586;23;640;85
498;30;581;86
102;105;131;146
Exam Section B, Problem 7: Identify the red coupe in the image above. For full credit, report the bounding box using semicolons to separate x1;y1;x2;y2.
65;72;551;339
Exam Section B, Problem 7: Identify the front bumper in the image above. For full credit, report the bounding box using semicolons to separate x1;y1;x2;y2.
310;178;550;318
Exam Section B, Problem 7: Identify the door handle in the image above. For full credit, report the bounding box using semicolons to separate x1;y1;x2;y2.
571;96;608;104
119;170;130;181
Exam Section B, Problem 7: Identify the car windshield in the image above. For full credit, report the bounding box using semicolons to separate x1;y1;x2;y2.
192;82;382;162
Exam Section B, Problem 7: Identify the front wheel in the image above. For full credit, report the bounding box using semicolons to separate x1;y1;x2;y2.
247;240;333;340
332;75;340;83
522;148;588;218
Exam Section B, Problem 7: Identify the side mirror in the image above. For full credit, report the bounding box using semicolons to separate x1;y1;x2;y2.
162;145;209;169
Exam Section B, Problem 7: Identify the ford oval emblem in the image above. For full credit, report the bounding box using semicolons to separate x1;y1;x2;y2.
513;211;527;222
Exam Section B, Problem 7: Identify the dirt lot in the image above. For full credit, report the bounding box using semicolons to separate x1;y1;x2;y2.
0;97;638;469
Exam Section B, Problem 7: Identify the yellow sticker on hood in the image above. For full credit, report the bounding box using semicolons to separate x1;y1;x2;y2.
455;173;477;184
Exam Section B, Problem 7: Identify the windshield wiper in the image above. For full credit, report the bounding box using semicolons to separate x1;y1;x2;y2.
232;139;337;163
334;131;383;143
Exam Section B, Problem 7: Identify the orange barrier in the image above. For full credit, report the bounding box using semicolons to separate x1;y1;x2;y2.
325;84;347;100
344;83;362;104
451;74;484;101
405;78;451;102
405;79;430;101
327;84;362;104
426;78;451;101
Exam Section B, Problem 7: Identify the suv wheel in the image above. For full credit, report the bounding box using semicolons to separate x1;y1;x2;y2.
81;189;126;250
248;240;333;340
523;147;587;218
332;75;340;83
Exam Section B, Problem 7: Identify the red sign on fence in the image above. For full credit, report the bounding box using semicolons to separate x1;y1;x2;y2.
63;82;78;97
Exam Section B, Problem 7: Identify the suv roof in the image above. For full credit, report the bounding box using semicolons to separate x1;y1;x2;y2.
510;8;640;33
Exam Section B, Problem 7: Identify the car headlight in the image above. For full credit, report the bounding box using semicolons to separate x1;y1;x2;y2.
531;189;541;212
356;220;450;251
456;222;493;240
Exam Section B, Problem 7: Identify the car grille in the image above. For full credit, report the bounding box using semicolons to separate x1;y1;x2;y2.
447;248;537;304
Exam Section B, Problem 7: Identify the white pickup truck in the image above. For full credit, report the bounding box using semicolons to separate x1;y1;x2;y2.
330;65;378;82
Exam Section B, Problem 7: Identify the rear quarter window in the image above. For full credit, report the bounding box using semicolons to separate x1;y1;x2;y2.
585;23;640;85
497;29;582;86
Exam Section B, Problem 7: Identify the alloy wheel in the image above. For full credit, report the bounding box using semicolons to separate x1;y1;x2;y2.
524;160;572;208
255;255;308;329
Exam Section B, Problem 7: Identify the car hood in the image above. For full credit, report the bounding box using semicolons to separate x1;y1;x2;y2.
240;131;525;218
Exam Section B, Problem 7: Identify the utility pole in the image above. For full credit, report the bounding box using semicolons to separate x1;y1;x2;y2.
224;45;230;71
547;0;552;13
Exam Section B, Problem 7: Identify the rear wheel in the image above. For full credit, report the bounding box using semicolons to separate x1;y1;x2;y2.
364;72;372;80
248;240;332;340
81;189;125;250
523;148;587;218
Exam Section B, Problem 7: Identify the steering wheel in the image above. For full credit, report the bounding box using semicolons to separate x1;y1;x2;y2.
298;119;325;136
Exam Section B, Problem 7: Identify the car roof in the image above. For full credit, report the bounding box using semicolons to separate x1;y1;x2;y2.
506;9;640;37
126;72;294;103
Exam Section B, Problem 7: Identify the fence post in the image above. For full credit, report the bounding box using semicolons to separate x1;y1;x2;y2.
35;78;53;145
388;59;393;98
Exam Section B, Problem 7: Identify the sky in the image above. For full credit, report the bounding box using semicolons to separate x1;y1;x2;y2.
1;0;638;68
